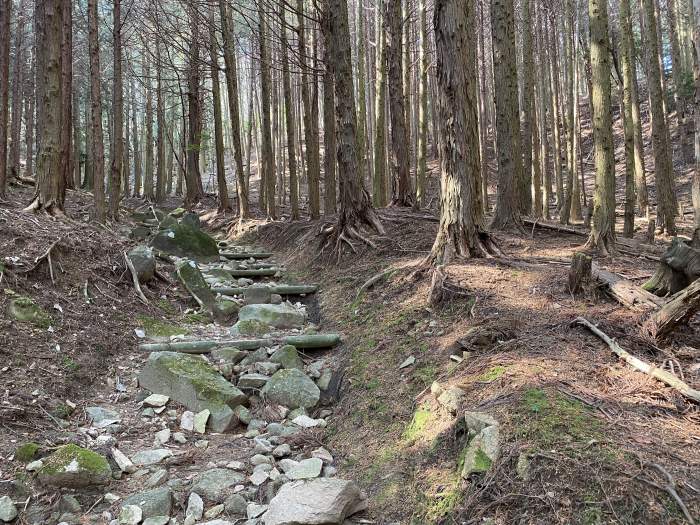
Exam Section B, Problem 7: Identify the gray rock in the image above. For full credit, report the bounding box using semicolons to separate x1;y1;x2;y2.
272;444;291;458
131;449;173;467
145;469;169;488
311;447;333;464
138;352;247;433
123;487;172;519
118;505;142;525
177;261;230;320
240;348;270;366
250;454;272;466
437;387;466;414
127;245;156;283
262;479;365;525
253;362;281;376
143;394;170;407
460;412;500;478
238;374;270;391
142;517;170;525
204;504;225;519
194;410;210;434
186;493;204;520
38;444;111;488
0;496;18;522
285;458;323;480
244;286;272;305
111;448;136;474
247;503;268;519
86;406;121;428
269;346;304;370
249;470;269;486
237;303;306;330
211;347;246;365
191;469;246;502
154;428;171;446
261;369;319;410
223;494;247;516
316;370;333;391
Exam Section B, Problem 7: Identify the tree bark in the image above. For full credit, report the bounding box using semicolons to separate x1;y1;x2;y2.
427;0;500;265
185;5;204;207
109;0;122;220
258;3;276;219
0;0;10;198
490;0;523;229
620;0;636;237
321;6;337;215
8;0;28;185
520;0;534;215
373;1;388;207
209;9;230;212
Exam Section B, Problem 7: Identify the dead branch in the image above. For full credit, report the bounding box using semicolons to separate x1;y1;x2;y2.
574;317;700;403
123;252;149;305
636;457;696;525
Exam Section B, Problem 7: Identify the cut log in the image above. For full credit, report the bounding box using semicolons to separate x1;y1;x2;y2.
575;317;700;403
219;251;273;260
643;237;700;296
225;268;279;278
212;284;318;296
138;333;341;354
644;278;700;339
568;252;593;294
591;263;665;312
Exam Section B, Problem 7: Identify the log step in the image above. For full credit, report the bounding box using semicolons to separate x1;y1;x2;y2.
139;333;341;354
212;284;318;296
220;251;274;260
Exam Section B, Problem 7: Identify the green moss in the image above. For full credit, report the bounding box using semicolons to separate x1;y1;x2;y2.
157;299;178;315
403;407;432;443
8;296;51;328
478;365;506;382
183;311;209;324
52;402;75;420
472;448;493;472
421;487;463;522
158;353;235;407
414;364;437;385
15;442;40;463
40;444;110;475
137;315;189;337
233;319;271;336
62;356;80;372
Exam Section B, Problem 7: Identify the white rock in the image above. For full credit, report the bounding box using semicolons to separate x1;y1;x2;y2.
226;461;245;470
194;409;210;434
172;432;187;444
131;448;173;466
286;458;323;480
118;504;142;525
26;459;43;472
272;444;291;458
143;394;170;407
249;470;269;486
186;492;204;520
291;415;320;428
0;496;18;522
154;428;171;446
399;356;416;369
181;411;195;431
112;448;137;474
104;493;121;503
311;447;333;464
247;503;268;519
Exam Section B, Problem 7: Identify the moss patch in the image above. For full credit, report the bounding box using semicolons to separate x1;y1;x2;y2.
8;296;51;328
40;444;110;476
15;442;41;462
478;365;506;382
402;407;433;443
232;319;271;336
137;315;189;338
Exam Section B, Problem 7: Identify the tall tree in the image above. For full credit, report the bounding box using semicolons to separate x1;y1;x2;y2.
110;0;123;219
586;0;616;254
620;0;636;236
427;0;500;264
258;3;276;219
0;0;11;198
185;5;204;206
155;36;166;203
386;0;413;206
219;0;249;218
88;0;105;220
520;0;534;214
325;0;384;249
417;0;429;207
642;0;678;234
9;0;28;184
322;5;337;215
209;9;230;211
490;0;523;229
25;0;66;214
373;1;388;207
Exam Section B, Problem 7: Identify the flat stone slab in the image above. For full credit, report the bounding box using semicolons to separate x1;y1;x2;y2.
192;468;246;502
139;352;247;432
237;303;307;329
262;479;365;525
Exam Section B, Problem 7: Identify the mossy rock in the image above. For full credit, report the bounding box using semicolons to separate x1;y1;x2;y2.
129;226;152;240
150;223;218;262
158;215;178;230
137;315;189;338
8;296;51;328
138;352;247;432
231;319;272;337
15;442;41;463
169;207;186;218
38;444;111;488
237;303;307;330
181;213;201;230
261;369;320;409
270;345;304;370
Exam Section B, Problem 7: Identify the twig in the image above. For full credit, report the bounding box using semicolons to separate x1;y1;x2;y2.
638;461;696;524
574;317;700;403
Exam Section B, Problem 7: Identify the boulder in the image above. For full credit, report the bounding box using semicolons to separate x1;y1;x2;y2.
0;496;18;522
138;352;247;432
460;412;500;478
150;223;218;262
181;212;201;230
230;319;272;337
437;387;466;414
127;245;156;283
176;261;225;321
191;469;246;502
262;369;320;410
270;345;304;370
123;487;173;519
86;406;121;428
237;303;306;330
38;444;111;488
211;347;246;365
131;449;173;466
263;479;365;525
238;373;270;391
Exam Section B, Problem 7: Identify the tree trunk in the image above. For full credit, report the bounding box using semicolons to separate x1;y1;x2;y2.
61;0;73;192
322;6;337;215
258;3;276;219
417;0;429;208
585;0;616;255
23;52;35;181
209;10;230;212
143;42;154;200
131;74;142;196
521;0;534;215
428;0;500;264
373;1;388;207
620;0;636;237
692;0;700;229
9;0;28;185
186;5;204;207
155;37;166;203
325;0;384;250
490;0;523;229
0;0;9;198
109;0;122;220
219;0;249;218
643;0;678;234
386;0;413;206
25;0;65;215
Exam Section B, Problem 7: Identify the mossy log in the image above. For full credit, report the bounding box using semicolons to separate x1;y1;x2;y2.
219;251;274;260
226;268;279;277
212;284;318;296
643;237;700;296
138;333;341;353
645;278;700;339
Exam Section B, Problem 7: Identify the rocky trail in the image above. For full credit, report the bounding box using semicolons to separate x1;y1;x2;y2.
2;208;368;525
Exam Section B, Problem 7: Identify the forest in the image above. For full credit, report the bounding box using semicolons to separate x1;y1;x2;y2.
0;0;699;523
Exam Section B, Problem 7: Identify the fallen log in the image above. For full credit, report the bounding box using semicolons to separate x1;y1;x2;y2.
225;268;279;277
644;278;700;339
212;284;318;296
643;237;700;296
138;333;341;353
591;263;664;312
575;317;700;403
219;251;273;260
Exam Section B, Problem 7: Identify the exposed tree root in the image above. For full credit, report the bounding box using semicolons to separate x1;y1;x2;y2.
318;207;385;259
124;251;149;305
636;457;696;525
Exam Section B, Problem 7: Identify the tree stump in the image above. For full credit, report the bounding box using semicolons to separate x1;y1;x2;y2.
643;237;700;296
645;277;700;339
568;252;592;294
646;219;656;244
